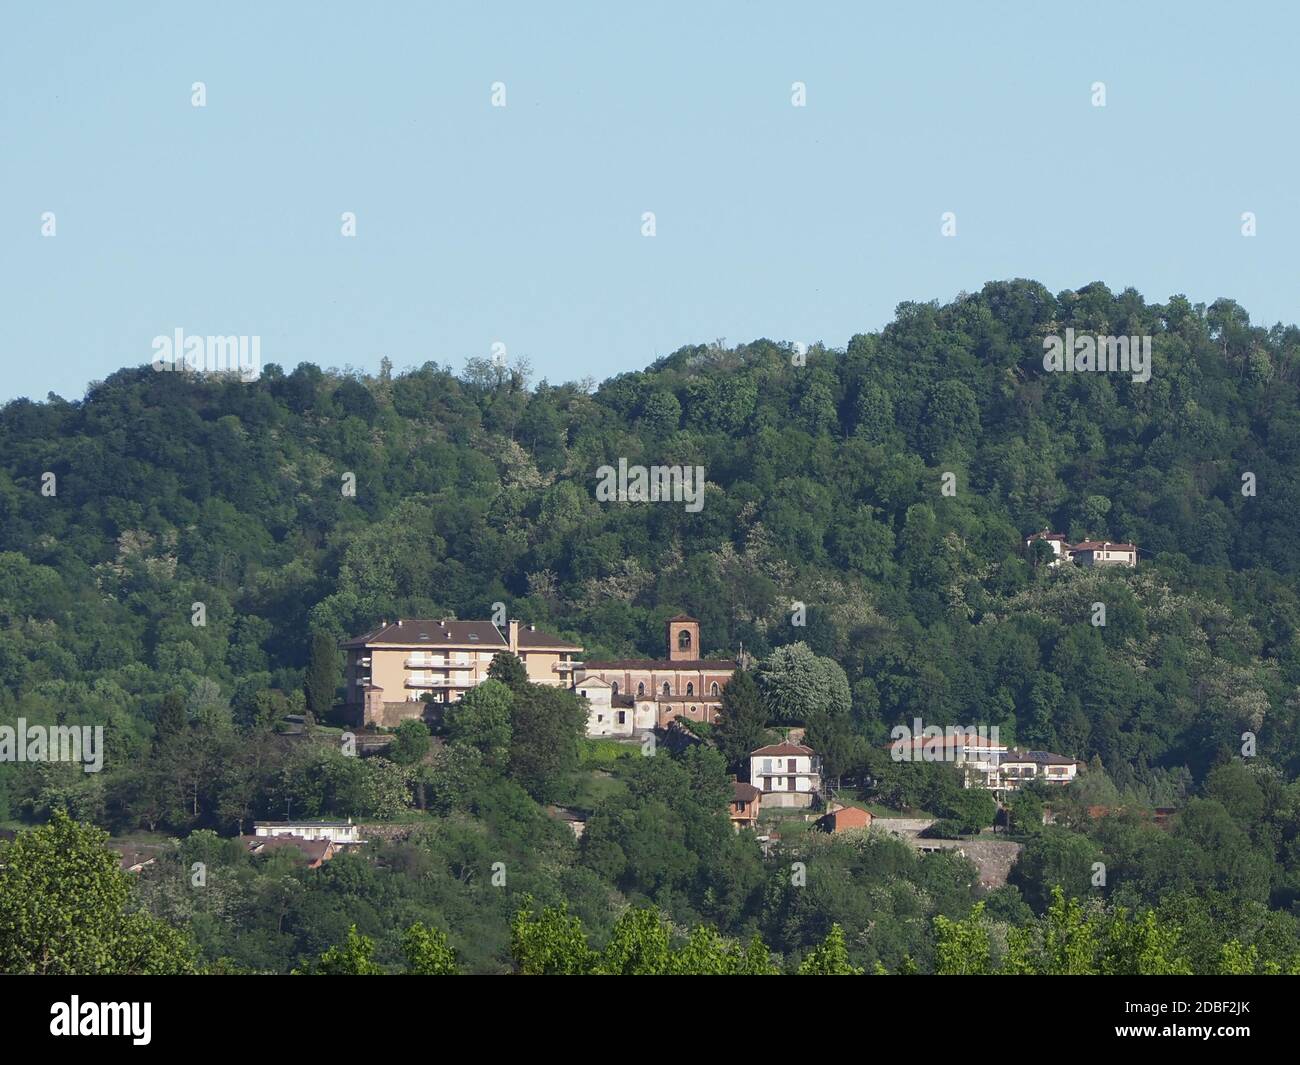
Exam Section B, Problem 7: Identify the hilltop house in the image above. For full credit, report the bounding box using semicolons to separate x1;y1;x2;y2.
730;781;762;830
1024;531;1137;569
342;618;583;726
750;742;822;809
1070;541;1138;568
573;615;735;731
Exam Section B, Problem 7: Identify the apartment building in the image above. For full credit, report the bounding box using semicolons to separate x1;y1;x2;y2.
341;618;583;726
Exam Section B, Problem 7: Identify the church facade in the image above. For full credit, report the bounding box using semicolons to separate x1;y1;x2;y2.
573;615;735;732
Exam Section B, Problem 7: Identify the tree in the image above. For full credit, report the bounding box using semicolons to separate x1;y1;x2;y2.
154;690;187;748
714;670;768;775
933;902;994;975
301;925;383;975
387;719;432;767
403;922;459;975
797;925;863;975
0;811;196;974
510;899;595;975
445;679;513;768
755;642;851;724
508;685;587;802
487;650;529;690
304;631;339;723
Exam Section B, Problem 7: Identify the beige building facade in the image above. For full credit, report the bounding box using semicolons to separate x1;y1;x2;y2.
342;618;582;726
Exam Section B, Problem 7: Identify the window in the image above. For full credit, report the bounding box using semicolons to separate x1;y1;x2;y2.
617;711;626;724
689;705;696;715
678;629;692;651
637;682;645;697
686;682;694;696
611;681;619;695
662;682;671;696
710;682;719;695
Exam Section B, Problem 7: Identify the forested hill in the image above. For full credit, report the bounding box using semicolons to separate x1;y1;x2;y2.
2;277;1299;793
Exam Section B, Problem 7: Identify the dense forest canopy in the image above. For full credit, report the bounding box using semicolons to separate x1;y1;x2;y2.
3;277;1300;973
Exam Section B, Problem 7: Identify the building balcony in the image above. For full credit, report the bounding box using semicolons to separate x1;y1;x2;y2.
553;661;584;673
405;656;448;668
405;675;474;689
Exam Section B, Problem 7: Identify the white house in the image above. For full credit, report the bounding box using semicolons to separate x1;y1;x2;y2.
577;676;636;738
997;750;1079;791
750;742;822;809
1025;530;1072;567
1071;541;1137;568
253;820;363;845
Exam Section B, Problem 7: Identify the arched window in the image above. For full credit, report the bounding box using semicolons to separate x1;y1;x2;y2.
678;629;692;651
611;681;619;695
686;682;694;696
662;682;671;697
637;682;645;697
710;682;719;696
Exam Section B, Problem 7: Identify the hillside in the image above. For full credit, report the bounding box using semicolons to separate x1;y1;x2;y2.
2;278;1300;973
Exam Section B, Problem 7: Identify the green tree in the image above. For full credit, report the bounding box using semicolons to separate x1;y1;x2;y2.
508;685;587;802
445;679;514;768
302;925;383;975
797;925;863;975
487;650;529;690
715;670;768;775
304;631;340;723
403;922;459;975
0;811;196;974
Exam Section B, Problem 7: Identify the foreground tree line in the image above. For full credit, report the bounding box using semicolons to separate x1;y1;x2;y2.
2;813;1294;976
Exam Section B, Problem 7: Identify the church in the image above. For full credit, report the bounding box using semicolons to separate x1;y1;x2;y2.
573;615;735;734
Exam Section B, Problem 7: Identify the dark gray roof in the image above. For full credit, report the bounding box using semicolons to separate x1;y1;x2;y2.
342;619;508;649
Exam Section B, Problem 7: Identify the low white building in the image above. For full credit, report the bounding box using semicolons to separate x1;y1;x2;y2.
1071;540;1137;568
253;820;363;845
577;676;636;738
750;742;822;809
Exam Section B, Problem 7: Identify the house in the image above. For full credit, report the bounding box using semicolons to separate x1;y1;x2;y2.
241;835;336;868
576;676;636;738
889;731;1008;791
819;806;873;833
997;749;1079;791
1025;530;1073;566
253;820;364;846
730;781;762;830
749;742;821;809
342;618;583;726
1070;540;1138;568
574;615;735;731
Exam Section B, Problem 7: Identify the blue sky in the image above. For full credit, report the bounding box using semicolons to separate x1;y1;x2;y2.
2;1;1297;402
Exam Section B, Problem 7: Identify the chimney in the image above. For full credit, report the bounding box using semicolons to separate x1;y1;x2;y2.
509;619;520;652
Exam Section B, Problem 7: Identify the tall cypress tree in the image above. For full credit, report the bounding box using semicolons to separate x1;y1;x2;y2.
304;631;340;724
715;669;768;777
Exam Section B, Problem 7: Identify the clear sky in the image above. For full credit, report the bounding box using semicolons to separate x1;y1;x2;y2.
2;1;1296;402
